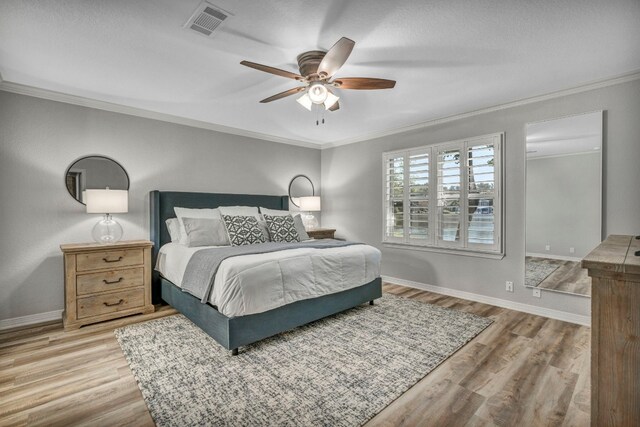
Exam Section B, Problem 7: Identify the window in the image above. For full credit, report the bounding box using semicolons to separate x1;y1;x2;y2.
383;133;503;254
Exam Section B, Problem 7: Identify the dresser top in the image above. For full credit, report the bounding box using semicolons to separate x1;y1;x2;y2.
60;240;153;253
582;235;640;275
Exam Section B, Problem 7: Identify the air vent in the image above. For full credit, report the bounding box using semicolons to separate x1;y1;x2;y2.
184;2;232;37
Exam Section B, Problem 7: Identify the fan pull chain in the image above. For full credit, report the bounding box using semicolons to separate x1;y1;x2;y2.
312;104;327;126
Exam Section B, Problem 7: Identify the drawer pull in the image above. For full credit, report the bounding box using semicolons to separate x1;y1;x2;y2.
103;299;124;307
102;256;123;263
103;277;124;285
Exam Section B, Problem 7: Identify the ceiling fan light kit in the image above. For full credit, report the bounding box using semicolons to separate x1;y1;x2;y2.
308;82;328;104
240;37;396;116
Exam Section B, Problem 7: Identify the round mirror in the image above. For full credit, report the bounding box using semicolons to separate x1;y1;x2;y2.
65;155;129;205
288;174;315;208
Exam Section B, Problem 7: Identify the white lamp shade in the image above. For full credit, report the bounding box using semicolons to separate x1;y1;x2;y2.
324;92;339;110
299;196;321;211
296;93;313;111
86;189;128;214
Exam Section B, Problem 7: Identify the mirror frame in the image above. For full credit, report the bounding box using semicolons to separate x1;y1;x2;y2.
288;174;315;208
64;155;130;205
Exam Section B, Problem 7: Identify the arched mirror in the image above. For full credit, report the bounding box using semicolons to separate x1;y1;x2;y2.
288;174;315;208
65;155;129;205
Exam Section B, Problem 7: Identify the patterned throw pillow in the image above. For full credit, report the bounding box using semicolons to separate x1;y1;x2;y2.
263;214;300;243
222;215;267;246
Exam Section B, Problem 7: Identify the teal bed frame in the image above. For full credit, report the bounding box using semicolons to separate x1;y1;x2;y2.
150;190;382;355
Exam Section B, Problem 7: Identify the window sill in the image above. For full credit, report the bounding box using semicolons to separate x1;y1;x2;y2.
382;242;505;260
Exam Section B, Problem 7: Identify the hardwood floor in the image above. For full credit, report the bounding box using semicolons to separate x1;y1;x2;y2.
526;256;591;297
0;284;590;426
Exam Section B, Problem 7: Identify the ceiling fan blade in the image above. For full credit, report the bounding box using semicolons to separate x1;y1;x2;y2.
240;61;304;81
259;87;306;103
328;101;340;112
317;37;355;78
332;77;396;90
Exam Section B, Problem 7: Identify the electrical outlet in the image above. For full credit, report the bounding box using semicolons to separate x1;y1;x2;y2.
532;288;541;298
545;245;551;251
505;281;514;292
569;247;575;254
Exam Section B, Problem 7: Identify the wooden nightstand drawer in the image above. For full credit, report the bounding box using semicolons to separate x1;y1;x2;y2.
77;288;145;319
77;267;144;295
61;240;154;330
76;248;143;272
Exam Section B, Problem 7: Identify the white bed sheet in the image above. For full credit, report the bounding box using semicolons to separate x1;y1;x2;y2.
156;242;381;317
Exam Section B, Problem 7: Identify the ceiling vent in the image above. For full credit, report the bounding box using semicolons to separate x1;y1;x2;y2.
184;2;232;37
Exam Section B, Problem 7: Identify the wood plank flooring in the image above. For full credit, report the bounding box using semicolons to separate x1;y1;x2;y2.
0;284;590;426
526;256;591;297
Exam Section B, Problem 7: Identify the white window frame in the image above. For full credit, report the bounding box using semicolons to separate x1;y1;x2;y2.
382;133;504;256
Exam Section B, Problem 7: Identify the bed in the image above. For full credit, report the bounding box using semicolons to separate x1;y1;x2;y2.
150;190;382;355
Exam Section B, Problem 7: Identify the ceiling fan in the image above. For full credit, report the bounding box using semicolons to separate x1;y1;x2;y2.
240;37;396;112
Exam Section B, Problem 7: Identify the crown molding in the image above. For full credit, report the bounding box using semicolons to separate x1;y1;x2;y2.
2;70;639;151
0;80;323;150
322;69;640;149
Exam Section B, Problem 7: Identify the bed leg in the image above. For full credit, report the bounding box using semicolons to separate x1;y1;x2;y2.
231;348;238;356
370;300;374;305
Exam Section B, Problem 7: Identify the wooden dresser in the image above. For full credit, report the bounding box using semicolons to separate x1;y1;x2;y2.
61;240;154;330
582;235;640;426
307;228;336;239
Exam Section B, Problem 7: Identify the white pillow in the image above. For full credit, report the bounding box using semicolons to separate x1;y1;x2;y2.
165;218;182;243
174;207;221;245
259;207;289;217
218;206;261;220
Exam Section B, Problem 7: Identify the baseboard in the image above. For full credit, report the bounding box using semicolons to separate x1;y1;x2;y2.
382;276;590;326
0;309;63;331
526;252;582;262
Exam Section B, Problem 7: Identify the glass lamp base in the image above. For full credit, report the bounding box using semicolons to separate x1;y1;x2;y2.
92;214;123;244
302;213;319;231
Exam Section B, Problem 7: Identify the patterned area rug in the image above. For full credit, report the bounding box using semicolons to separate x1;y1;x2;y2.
525;257;562;287
115;294;492;427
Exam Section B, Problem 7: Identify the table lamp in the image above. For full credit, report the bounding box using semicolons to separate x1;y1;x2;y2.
85;188;128;244
299;196;321;230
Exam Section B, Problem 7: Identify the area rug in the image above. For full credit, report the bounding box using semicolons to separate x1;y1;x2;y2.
525;257;562;288
115;294;492;427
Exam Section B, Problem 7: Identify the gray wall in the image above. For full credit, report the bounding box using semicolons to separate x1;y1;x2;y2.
0;91;321;321
321;79;640;317
526;152;601;258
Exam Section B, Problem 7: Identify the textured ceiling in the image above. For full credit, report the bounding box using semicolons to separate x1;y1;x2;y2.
0;0;639;146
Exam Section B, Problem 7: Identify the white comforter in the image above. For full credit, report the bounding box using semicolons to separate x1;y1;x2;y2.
156;242;381;317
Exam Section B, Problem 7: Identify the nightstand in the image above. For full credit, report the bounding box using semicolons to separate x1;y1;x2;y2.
307;228;336;239
60;240;154;330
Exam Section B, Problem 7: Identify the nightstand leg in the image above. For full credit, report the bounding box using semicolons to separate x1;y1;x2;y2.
231;348;239;356
370;300;374;305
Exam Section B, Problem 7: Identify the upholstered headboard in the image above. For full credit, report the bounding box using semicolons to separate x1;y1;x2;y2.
149;190;289;302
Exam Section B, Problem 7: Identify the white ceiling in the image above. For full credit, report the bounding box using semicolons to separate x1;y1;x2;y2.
526;111;602;158
0;0;639;147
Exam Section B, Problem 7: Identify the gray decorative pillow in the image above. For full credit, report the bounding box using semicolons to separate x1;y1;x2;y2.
264;214;300;243
183;217;230;247
223;215;267;246
292;214;310;241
